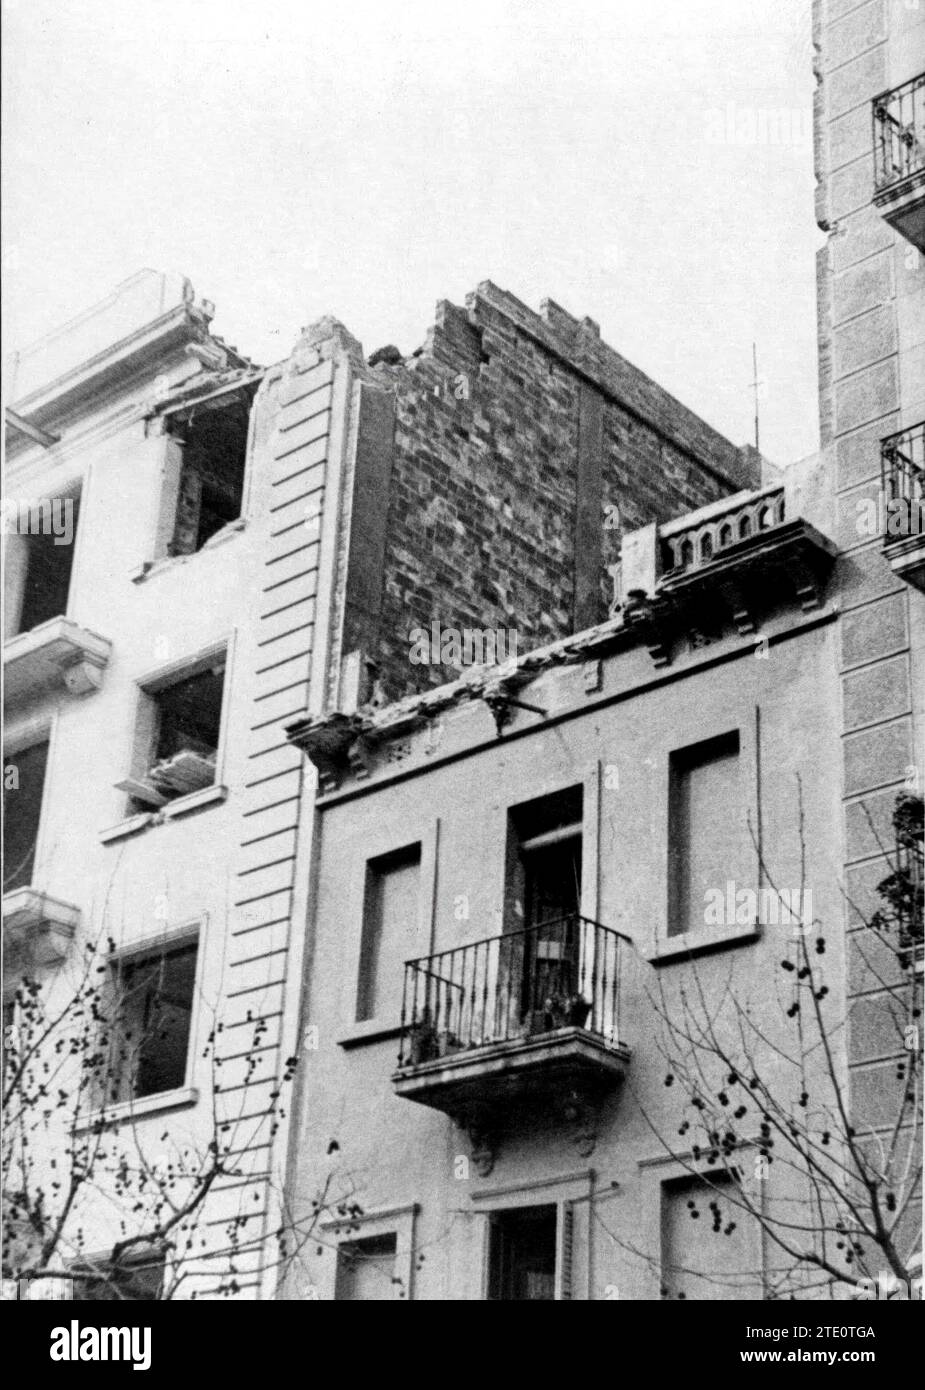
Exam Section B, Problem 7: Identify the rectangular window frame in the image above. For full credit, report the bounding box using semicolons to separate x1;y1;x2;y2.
5;475;87;639
487;1203;559;1301
356;843;423;1025
471;1169;594;1301
668;728;742;939
319;1202;419;1302
140;381;259;576
652;707;761;963
499;767;601;936
105;637;235;838
626;1147;767;1300
337;821;438;1047
643;1149;766;1301
80;919;206;1126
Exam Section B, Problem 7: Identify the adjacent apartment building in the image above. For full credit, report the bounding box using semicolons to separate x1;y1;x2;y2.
280;0;924;1300
2;270;757;1297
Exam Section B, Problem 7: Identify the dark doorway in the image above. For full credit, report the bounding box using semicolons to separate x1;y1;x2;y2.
523;834;582;927
501;787;584;1034
507;784;584;929
488;1205;557;1300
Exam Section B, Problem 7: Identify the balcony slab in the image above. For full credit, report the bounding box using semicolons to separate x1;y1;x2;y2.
874;173;925;254
392;1025;630;1128
883;533;925;592
4;617;112;705
3;888;80;967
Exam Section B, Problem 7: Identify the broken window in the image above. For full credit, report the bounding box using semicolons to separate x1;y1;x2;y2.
15;496;80;634
3;739;49;892
167;394;252;556
121;661;225;812
108;939;198;1102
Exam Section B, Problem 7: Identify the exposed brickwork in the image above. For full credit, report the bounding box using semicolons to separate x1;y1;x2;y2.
368;282;758;699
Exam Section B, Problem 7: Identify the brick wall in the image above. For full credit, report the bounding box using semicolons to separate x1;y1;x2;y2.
362;282;759;698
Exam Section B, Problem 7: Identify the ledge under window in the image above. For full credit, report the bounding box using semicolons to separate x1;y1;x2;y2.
647;922;761;966
129;518;246;585
163;781;227;818
338;1020;404;1050
99;783;227;844
75;1085;199;1132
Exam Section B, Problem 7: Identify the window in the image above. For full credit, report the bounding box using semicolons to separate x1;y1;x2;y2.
3;739;49;892
72;1249;165;1301
488;1205;558;1301
668;731;741;937
123;660;225;812
357;845;422;1022
166;394;251;556
661;1174;757;1300
108;939;198;1102
334;1233;398;1301
14;495;80;635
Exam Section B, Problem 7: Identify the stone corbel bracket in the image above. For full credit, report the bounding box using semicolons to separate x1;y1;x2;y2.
286;711;368;792
622;591;674;668
3;618;112;705
61;653;107;695
464;1123;497;1178
561;1090;601;1159
481;670;548;736
287;707;428;789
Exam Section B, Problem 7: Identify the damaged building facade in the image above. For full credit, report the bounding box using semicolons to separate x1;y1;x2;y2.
3;0;922;1301
3;268;759;1297
280;0;924;1299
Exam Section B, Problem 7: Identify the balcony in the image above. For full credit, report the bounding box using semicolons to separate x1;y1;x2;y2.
872;74;925;252
620;486;837;664
662;486;787;575
3;617;112;705
881;423;925;592
3;889;80;970
392;916;631;1169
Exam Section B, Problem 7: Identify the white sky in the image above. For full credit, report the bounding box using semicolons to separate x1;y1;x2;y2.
3;0;822;464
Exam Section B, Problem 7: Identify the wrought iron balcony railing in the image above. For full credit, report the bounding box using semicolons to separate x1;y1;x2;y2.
881;422;925;535
397;915;630;1069
873;74;925;193
662;487;786;574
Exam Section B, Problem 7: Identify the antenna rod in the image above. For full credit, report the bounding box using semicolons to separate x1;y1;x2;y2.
752;341;760;455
